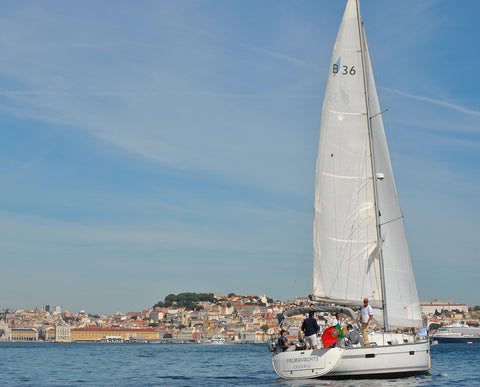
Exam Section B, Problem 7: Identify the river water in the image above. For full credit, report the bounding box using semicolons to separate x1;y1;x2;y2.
0;342;478;386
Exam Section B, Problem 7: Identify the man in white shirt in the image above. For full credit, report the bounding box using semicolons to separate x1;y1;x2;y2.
360;298;373;346
331;312;341;327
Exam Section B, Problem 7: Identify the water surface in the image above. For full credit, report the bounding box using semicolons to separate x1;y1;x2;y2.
0;342;477;386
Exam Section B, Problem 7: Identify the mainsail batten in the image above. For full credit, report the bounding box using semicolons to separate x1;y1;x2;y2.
321;171;372;180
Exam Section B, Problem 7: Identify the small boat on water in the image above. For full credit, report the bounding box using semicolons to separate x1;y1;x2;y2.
433;322;480;343
210;335;226;345
269;0;430;379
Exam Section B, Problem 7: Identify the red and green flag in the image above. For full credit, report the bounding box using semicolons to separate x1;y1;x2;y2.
321;324;344;348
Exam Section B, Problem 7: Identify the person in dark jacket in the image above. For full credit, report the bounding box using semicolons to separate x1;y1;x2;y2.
301;311;320;349
277;329;291;352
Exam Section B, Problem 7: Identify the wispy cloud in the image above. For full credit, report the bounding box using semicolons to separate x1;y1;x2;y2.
153;7;324;73
1;0;480;311
384;87;480;117
250;47;323;72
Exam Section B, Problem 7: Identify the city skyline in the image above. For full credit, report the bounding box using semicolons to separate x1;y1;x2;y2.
1;1;479;315
3;291;475;318
2;294;477;317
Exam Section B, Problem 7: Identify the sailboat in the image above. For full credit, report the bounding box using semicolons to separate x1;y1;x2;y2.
270;0;430;379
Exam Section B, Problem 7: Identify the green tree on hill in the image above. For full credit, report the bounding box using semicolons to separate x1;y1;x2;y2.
153;292;215;310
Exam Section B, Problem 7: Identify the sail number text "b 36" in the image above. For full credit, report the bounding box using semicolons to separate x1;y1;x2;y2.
333;64;356;75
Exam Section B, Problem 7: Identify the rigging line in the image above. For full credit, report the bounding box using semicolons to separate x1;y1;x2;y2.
356;0;388;329
355;1;371;304
369;109;388;119
330;151;340;297
379;215;404;227
361;107;374;301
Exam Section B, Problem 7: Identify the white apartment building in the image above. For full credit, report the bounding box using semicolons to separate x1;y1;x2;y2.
421;299;468;314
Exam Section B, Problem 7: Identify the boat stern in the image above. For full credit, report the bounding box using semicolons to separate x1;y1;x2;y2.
272;348;345;379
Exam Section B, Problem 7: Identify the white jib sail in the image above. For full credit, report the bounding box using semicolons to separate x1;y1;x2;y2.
362;27;422;328
312;0;422;328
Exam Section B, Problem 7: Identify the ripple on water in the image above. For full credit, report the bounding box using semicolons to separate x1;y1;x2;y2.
0;343;478;386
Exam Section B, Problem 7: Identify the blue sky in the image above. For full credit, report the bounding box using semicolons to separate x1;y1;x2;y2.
1;0;479;315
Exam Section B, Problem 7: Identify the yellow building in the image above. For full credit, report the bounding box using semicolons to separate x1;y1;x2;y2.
45;327;56;341
8;328;39;341
71;327;159;342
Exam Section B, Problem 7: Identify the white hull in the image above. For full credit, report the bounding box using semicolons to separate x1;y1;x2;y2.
330;340;430;377
273;340;430;379
272;347;345;379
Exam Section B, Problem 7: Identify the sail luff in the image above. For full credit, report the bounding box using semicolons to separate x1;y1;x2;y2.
356;1;389;330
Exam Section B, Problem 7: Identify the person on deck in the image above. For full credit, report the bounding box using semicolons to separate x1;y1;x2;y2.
345;324;360;346
278;329;291;352
301;311;320;350
360;298;373;346
296;328;306;350
331;312;341;327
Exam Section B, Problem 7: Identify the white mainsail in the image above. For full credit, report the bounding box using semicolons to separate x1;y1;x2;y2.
312;0;421;328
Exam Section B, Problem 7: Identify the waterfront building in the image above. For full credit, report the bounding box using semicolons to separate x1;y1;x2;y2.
0;320;9;340
421;299;469;315
55;324;71;342
8;328;39;341
192;330;208;342
71;327;159;342
172;328;195;342
44;327;56;341
3;294;475;345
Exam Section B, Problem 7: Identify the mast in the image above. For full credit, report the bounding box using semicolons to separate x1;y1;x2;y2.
355;0;389;330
